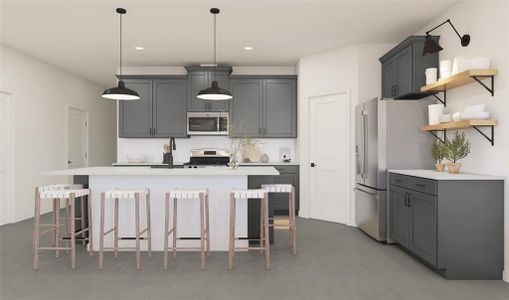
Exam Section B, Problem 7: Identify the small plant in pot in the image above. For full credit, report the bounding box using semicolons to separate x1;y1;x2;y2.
444;131;471;174
431;140;447;172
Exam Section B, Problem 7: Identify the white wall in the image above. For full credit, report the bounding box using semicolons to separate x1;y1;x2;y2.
0;45;117;223
414;1;509;282
297;43;393;224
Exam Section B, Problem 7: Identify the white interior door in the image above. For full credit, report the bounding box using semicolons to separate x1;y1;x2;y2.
309;93;349;223
67;107;88;169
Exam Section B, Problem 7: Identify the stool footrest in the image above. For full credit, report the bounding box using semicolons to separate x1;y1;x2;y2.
234;247;267;251
167;247;205;251
166;228;175;236
119;237;148;240
61;236;89;240
38;247;72;251
103;228;116;236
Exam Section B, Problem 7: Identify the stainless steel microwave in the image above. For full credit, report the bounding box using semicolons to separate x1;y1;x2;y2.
187;112;229;135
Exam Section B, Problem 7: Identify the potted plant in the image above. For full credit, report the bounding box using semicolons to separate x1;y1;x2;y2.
431;140;446;172
444;131;471;174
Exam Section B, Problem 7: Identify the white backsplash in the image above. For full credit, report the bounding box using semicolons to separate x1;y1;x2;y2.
117;136;297;164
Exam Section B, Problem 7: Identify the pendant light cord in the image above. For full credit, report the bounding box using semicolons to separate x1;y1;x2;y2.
119;12;123;77
213;12;216;82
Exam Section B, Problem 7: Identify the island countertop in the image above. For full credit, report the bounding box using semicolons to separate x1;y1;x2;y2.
389;169;505;181
44;166;280;176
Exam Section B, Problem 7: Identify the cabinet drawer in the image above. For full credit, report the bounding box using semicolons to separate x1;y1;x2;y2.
390;174;437;195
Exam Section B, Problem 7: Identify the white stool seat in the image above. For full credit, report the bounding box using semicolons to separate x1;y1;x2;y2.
40;189;89;199
104;189;148;199
39;184;83;193
261;184;293;193
168;189;208;199
232;189;267;199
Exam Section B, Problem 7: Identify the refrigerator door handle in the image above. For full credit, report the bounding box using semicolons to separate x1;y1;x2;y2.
362;112;368;177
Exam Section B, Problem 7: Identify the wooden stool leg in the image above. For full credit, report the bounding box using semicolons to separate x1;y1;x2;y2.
200;193;206;270
259;197;264;254
98;193;105;270
146;191;152;258
228;193;235;270
291;188;297;256
205;193;210;258
172;197;177;259
70;194;76;270
55;198;61;258
80;195;86;245
33;188;41;270
263;194;270;270
163;193;169;270
135;193;141;271
65;198;70;255
87;192;93;257
114;198;119;258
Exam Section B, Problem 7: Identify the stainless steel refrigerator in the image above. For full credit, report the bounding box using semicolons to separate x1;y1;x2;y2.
355;98;434;242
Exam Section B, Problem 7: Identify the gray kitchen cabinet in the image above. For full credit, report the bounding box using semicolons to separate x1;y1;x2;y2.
229;76;297;138
119;77;187;138
245;164;299;244
152;79;187;137
389;172;503;279
379;36;439;99
119;79;153;137
185;66;232;112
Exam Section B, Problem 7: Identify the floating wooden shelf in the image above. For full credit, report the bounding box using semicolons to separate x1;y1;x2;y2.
420;69;498;106
420;119;498;146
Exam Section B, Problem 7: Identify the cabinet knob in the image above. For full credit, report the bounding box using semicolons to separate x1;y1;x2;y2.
311;163;316;167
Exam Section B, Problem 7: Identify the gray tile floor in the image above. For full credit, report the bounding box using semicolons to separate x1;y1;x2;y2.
1;213;508;300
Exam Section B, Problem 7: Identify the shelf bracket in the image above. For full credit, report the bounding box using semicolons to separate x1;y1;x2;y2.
472;75;495;96
429;130;446;143
432;89;446;106
471;125;495;146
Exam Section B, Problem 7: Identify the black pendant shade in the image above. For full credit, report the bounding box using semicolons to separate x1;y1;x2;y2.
197;8;233;101
102;8;140;101
422;35;444;56
102;80;140;100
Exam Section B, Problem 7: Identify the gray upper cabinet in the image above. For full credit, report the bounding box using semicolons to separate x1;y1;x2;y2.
185;66;232;112
119;79;153;138
230;76;297;138
119;77;187;138
379;36;439;99
152;79;187;138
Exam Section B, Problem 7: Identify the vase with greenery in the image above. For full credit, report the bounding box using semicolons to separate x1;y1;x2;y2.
444;131;471;174
229;120;263;167
431;139;446;172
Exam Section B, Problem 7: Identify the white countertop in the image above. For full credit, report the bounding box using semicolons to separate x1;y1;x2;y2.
44;166;280;176
112;162;299;166
389;169;505;181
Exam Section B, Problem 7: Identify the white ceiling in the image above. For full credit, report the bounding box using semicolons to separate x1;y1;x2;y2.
1;0;459;87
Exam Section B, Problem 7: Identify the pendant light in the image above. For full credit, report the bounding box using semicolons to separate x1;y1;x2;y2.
197;8;233;101
102;8;140;101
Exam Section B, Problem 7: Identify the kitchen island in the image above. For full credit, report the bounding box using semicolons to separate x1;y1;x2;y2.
44;166;279;251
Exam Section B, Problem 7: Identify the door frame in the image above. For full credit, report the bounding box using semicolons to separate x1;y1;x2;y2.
300;90;352;225
0;91;15;225
65;106;89;170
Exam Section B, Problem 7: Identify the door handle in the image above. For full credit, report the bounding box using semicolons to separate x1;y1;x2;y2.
310;163;316;167
153;127;157;135
67;161;72;164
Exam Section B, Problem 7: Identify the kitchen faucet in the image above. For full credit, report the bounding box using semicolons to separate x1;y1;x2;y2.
168;137;176;168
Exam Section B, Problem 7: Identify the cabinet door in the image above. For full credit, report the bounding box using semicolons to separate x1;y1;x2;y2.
382;58;397;98
395;44;413;97
229;79;263;137
264;79;297;137
186;71;208;111
152;79;187;138
389;185;409;247
119;79;153;137
408;191;437;266
209;72;230;112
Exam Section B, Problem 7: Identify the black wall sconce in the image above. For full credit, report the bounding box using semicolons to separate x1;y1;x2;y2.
423;19;470;56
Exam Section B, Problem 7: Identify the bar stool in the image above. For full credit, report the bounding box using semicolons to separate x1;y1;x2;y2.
229;189;270;270
33;184;93;270
261;184;297;255
98;189;151;271
164;189;210;270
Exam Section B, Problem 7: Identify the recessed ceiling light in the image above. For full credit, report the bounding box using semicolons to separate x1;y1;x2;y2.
135;46;144;51
244;46;253;51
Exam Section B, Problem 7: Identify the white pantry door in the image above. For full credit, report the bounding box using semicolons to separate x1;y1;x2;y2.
67;107;88;169
309;93;349;223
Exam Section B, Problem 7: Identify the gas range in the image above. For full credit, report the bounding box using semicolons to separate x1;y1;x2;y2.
182;149;230;168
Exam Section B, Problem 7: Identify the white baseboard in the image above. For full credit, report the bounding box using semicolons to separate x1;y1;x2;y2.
504;270;508;283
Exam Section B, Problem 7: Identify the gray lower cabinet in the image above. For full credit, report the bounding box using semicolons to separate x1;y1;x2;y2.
119;78;187;138
245;165;299;244
185;66;232;112
389;173;503;279
229;76;297;138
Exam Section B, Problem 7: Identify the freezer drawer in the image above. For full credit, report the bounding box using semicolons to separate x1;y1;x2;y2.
355;185;386;241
